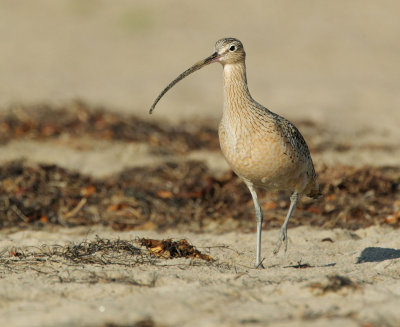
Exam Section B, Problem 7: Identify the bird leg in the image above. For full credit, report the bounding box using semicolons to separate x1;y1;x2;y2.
246;183;264;269
273;192;299;255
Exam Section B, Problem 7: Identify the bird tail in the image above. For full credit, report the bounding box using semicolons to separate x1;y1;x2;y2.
306;180;322;200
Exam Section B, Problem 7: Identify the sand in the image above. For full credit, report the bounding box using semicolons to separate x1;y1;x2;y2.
1;1;400;326
1;226;400;327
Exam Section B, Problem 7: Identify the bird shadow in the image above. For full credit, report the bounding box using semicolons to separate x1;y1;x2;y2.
356;247;400;263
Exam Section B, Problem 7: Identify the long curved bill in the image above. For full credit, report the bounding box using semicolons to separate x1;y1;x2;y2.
149;52;220;114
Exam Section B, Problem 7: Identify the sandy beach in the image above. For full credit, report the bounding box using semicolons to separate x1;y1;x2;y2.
0;1;400;326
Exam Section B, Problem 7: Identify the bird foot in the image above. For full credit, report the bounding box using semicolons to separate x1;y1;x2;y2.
273;228;288;255
255;260;265;269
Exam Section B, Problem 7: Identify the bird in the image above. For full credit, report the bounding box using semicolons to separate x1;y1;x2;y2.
149;37;321;268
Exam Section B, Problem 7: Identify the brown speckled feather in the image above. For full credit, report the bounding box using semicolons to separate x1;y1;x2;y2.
218;55;320;199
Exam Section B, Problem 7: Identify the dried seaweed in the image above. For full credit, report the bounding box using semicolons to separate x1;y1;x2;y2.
103;319;162;327
0;102;399;232
140;238;213;261
309;275;361;294
60;237;143;264
1;236;212;272
0;101;219;154
312;165;400;229
285;261;313;269
0;160;399;231
1;101;384;156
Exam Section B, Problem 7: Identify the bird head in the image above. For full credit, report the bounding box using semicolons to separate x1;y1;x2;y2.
149;38;245;114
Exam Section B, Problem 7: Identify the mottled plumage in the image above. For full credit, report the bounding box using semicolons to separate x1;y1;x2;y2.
150;38;320;268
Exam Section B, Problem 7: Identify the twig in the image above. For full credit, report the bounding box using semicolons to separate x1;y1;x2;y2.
63;198;87;219
11;205;29;222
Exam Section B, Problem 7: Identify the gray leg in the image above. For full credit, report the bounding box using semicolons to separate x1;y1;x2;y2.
273;192;299;255
246;183;264;269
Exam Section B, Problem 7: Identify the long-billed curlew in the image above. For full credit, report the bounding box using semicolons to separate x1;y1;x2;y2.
149;38;321;268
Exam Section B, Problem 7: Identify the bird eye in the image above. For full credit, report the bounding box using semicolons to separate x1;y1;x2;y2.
229;45;236;52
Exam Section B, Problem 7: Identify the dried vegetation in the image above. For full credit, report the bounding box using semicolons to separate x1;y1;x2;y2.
0;101;219;154
0;102;399;232
1;236;213;271
0;160;399;232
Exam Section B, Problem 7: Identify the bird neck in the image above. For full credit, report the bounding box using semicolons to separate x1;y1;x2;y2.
222;62;253;116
